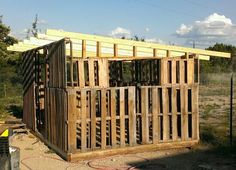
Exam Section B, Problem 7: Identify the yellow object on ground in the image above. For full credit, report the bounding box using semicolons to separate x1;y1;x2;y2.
0;129;9;137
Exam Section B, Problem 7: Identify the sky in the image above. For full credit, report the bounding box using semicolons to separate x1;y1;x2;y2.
1;0;236;48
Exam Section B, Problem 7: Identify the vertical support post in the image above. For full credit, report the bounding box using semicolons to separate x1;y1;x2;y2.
141;87;149;144
111;89;117;147
81;90;87;152
153;49;157;57
230;73;233;146
67;91;77;152
162;87;169;141
114;44;118;57
88;60;95;87
120;87;125;146
128;87;136;146
70;41;74;87
82;40;86;58
90;90;97;149
96;41;101;57
181;86;188;140
101;89;107;149
133;46;137;57
172;87;178;140
152;87;159;143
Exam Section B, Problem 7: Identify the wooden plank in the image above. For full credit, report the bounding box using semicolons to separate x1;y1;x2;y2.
179;60;185;84
128;87;136;146
98;59;109;87
133;46;137;57
119;87;125;147
114;44;118;57
181;86;188;140
172;87;178;141
187;59;194;84
141;87;149;144
110;89;117;147
88;60;95;87
101;89;107;149
46;29;231;58
78;60;85;87
69;140;199;162
172;60;176;84
161;59;168;85
153;49;157;57
167;50;171;58
192;85;199;140
162;87;169;141
81;90;87;152
82;40;86;58
152;87;159;143
96;41;101;57
67;91;77;152
90;90;97;149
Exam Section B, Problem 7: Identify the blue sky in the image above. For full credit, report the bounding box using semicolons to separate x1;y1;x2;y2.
1;0;236;48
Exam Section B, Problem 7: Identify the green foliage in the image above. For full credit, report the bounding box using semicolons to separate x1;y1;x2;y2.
0;17;22;118
201;43;236;74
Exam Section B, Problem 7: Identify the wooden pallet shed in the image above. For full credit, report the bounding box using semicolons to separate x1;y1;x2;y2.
8;29;230;161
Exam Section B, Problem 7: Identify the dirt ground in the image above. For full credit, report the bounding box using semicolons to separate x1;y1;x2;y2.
5;132;234;170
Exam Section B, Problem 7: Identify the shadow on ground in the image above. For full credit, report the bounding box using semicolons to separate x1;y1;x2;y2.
128;144;236;170
7;104;23;118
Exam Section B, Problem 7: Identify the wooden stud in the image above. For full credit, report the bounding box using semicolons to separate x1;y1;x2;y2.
90;90;97;149
152;87;159;143
141;87;149;144
88;60;95;87
153;49;157;57
78;60;85;87
133;46;137;57
161;59;168;85
81;90;87;152
67;91;77;152
187;59;194;84
101;89;107;149
167;50;171;58
120;87;125;147
110;89;117;147
162;87;169;141
172;60;176;84
181;86;188;140
96;41;101;57
128;87;136;146
82;40;86;58
114;44;118;57
192;85;199;140
172;87;178;140
179;60;185;84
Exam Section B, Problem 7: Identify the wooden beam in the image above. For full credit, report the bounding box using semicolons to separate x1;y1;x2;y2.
46;29;230;58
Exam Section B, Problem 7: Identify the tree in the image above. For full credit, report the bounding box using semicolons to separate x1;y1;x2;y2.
201;43;236;73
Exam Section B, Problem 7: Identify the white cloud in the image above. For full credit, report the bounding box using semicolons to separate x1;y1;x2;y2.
110;27;131;38
145;27;150;32
38;19;47;25
175;13;236;46
145;38;165;44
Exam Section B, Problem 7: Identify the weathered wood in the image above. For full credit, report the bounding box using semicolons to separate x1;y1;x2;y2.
82;40;86;58
152;87;159;143
192;85;199;140
141;87;149;144
172;87;178;140
88;60;95;87
110;89;117;147
162;87;169;141
90;90;97;149
81;90;87;151
78;60;85;87
101;89;107;149
181;86;188;140
188;59;194;84
128;87;136;146
67;92;77;152
120;88;125;147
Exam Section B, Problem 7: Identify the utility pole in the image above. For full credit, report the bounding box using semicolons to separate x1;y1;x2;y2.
229;54;235;146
